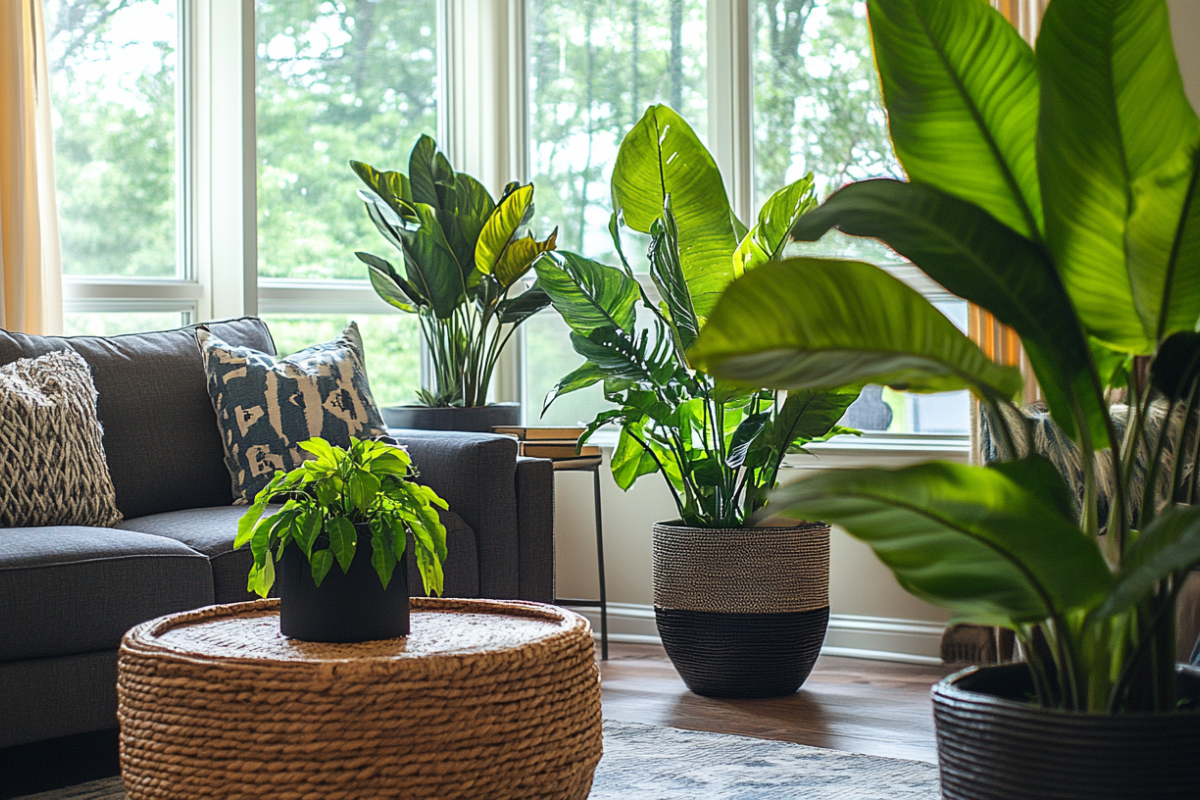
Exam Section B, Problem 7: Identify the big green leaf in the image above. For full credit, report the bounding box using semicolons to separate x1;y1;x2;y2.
690;258;1023;401
357;252;425;313
475;184;534;277
648;206;700;354
494;229;557;289
326;516;357;574
611;105;737;317
533;251;640;335
611;423;660;491
497;285;553;326
791;179;1107;447
770;458;1113;626
1094;504;1200;619
399;204;467;319
1038;0;1200;352
1127;144;1200;342
735;174;817;273
350;161;412;217
408;134;454;211
542;361;605;413
867;0;1042;239
451;172;496;252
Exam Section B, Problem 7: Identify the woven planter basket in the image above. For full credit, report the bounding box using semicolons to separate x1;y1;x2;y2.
934;663;1200;800
652;521;830;698
117;598;602;799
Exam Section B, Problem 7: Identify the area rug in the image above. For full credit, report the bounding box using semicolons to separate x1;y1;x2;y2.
18;720;940;799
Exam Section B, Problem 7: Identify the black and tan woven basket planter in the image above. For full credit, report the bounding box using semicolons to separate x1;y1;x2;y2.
652;521;830;699
933;662;1200;800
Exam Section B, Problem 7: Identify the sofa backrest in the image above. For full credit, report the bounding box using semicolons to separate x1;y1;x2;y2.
0;317;275;519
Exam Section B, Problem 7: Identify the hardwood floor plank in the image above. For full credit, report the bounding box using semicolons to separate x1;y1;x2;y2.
600;643;956;764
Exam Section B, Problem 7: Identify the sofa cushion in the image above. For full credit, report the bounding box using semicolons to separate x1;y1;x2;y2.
120;505;481;603
0;317;276;519
0;527;214;662
196;322;389;504
0;350;122;528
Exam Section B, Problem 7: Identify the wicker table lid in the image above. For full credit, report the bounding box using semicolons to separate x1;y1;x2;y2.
118;598;603;800
127;597;579;664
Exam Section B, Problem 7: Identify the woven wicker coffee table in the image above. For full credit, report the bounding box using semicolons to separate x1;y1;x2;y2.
117;598;602;799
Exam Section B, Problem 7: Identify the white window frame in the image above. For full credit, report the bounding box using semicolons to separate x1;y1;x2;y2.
61;0;966;456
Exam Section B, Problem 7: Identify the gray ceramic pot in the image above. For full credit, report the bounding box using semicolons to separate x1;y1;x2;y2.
381;402;520;433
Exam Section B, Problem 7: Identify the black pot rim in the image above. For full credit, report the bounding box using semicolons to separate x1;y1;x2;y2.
938;662;1200;720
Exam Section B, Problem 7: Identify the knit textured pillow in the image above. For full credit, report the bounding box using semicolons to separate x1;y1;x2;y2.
0;350;123;527
196;321;389;504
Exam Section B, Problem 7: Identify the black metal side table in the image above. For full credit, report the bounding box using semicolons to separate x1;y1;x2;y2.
551;455;609;660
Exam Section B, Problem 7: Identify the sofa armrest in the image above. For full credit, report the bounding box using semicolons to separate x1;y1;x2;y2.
389;429;519;599
516;457;555;603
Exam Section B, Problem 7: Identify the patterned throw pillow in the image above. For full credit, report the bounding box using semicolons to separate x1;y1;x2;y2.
196;322;389;504
0;350;122;527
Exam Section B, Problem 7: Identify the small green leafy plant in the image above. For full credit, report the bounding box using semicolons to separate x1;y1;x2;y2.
352;135;556;407
693;0;1200;713
532;105;860;528
236;437;448;598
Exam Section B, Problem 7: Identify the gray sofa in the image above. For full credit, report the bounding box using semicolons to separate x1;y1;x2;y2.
0;317;554;749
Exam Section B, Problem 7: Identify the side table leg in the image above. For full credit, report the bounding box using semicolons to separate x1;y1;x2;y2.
594;466;608;661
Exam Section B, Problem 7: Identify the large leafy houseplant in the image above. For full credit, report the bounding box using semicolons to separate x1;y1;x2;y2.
533;105;859;528
693;0;1200;715
352;136;556;407
236;437;448;598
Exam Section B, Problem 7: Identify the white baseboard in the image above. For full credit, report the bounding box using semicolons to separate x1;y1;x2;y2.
565;603;946;666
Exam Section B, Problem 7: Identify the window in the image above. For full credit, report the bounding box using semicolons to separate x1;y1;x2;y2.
255;0;439;404
522;0;709;427
750;0;968;436
46;0;192;331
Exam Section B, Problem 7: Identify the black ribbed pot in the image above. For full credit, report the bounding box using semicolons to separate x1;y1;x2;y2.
380;402;520;433
278;524;409;643
652;521;830;699
933;662;1200;800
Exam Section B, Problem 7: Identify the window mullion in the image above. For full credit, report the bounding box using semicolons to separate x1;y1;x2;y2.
707;0;754;225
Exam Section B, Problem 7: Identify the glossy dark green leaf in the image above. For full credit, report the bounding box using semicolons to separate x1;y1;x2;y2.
1095;505;1200;619
350;160;413;216
611;105;737;317
1150;331;1200;401
736;174;817;273
309;549;334;588
727;411;770;469
357;252;426;312
790;179;1105;446
451;172;496;251
399;203;466;319
867;0;1041;240
542;361;605;414
408;134;447;210
370;521;397;590
326;516;357;574
1038;0;1200;352
497;286;553;325
691;258;1023;401
769;458;1112;626
648;205;700;353
533;251;640;335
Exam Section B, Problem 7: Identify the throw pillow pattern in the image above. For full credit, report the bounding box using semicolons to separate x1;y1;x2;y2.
0;350;123;527
197;322;389;504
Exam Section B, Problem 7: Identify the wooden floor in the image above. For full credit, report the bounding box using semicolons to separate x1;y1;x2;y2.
600;642;956;764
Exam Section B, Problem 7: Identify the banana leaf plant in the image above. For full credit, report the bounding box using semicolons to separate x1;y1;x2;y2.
532;105;860;528
352;136;556;407
691;0;1200;713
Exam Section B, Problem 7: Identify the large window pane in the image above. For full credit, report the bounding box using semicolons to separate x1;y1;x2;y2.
46;0;181;278
263;314;422;407
525;0;708;427
64;310;189;338
255;0;439;280
753;0;967;436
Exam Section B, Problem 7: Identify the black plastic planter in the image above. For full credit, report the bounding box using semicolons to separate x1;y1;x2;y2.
652;521;831;699
381;402;520;433
933;662;1200;800
278;525;409;643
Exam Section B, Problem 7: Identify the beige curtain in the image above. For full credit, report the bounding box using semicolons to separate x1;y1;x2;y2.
0;0;63;335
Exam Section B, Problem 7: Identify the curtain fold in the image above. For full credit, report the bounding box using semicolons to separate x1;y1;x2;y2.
0;0;63;335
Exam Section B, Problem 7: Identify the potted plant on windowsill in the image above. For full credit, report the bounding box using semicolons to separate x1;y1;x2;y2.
533;105;861;699
236;437;448;643
351;135;557;432
693;0;1200;796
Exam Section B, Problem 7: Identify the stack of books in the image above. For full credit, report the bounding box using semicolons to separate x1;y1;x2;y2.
492;426;601;463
